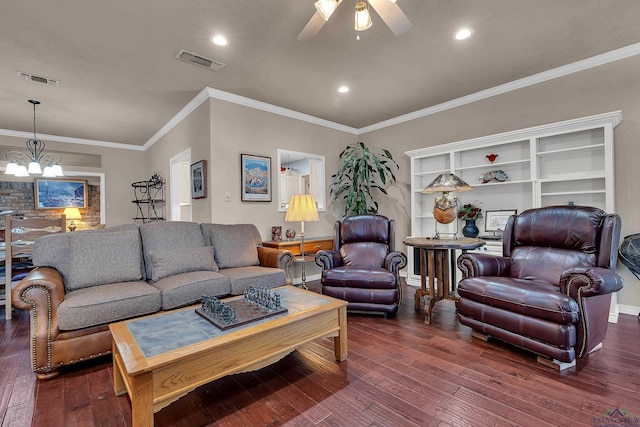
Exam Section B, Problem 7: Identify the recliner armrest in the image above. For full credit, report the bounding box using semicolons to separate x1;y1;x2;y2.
559;267;624;299
385;251;407;274
457;253;510;278
315;249;343;270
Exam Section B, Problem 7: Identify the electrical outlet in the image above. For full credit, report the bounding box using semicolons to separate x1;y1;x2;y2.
225;192;231;202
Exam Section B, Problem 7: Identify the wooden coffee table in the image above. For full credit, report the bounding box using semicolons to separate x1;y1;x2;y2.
110;285;347;427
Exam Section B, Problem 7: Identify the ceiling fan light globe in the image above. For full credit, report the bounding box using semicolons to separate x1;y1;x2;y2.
315;0;342;21
354;2;373;31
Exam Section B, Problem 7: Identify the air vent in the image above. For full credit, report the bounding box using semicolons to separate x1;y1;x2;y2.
17;71;60;86
176;49;226;72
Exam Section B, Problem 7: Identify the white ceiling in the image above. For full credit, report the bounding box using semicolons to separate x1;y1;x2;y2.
2;0;640;147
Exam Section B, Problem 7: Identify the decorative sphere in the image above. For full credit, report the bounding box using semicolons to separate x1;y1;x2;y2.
285;229;296;239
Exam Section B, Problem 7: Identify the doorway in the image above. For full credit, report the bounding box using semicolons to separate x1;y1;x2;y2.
169;149;191;221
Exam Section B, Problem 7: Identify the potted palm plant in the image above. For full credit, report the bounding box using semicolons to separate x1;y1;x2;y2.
330;142;399;217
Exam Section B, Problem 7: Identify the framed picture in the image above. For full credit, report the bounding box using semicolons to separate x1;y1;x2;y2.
241;154;271;202
191;160;207;199
34;178;88;209
485;210;517;232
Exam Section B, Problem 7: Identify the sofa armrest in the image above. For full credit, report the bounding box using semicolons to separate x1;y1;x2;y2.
11;267;65;374
257;246;294;285
457;253;510;278
559;267;624;299
385;251;407;274
315;250;343;270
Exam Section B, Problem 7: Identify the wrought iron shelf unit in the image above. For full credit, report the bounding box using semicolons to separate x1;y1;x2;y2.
132;177;165;223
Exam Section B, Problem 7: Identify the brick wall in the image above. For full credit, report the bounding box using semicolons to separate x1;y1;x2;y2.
0;181;101;232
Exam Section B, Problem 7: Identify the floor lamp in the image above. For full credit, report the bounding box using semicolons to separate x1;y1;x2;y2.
285;194;319;289
421;173;472;239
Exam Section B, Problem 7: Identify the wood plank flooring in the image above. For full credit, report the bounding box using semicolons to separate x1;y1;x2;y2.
1;282;639;426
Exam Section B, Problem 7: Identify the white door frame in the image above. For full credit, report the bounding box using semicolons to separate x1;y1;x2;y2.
169;148;191;221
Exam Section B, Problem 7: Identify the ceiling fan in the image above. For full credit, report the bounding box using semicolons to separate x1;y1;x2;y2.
298;0;412;42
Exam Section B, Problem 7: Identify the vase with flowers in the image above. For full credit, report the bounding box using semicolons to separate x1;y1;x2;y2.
458;203;482;238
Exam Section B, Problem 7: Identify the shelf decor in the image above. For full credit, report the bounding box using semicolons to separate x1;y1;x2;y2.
241;154;271;202
422;173;472;239
485;210;517;233
458;203;483;238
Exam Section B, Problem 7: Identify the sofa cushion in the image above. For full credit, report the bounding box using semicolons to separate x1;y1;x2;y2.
149;270;230;310
140;221;206;280
149;246;219;282
33;224;141;285
57;281;161;330
220;266;286;295
322;266;397;289
200;223;261;269
65;229;144;291
457;276;580;324
32;232;72;280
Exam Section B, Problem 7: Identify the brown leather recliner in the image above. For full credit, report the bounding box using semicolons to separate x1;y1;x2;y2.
315;215;407;315
457;205;623;369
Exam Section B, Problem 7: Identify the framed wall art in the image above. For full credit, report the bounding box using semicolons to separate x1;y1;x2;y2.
191;160;207;199
241;154;271;202
34;178;88;209
484;209;517;233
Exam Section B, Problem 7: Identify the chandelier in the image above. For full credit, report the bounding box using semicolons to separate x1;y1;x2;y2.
5;99;63;178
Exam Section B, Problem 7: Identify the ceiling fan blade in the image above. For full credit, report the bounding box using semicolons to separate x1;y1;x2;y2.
298;12;327;42
368;0;412;36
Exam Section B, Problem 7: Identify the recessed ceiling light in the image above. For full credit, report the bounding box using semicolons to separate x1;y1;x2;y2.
212;35;228;46
454;28;473;40
338;86;349;93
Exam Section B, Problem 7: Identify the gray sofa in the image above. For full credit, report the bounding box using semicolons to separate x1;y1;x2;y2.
11;221;293;379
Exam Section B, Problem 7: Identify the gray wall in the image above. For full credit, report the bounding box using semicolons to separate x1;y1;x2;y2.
361;54;640;308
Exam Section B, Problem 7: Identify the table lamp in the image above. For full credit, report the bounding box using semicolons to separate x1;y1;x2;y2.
285;194;319;289
421;173;472;239
63;207;82;232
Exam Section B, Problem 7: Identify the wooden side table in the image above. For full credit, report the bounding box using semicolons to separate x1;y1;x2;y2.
262;236;333;256
403;237;485;324
263;237;333;287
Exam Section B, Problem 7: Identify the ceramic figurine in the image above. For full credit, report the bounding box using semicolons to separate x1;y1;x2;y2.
486;153;499;163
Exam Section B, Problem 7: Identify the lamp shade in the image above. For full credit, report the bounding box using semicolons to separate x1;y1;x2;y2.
285;194;319;223
63;207;82;220
422;173;472;193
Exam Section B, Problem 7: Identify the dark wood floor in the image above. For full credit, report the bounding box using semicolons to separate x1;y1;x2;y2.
2;282;639;427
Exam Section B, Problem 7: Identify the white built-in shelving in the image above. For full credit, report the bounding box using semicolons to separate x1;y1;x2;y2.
405;111;622;290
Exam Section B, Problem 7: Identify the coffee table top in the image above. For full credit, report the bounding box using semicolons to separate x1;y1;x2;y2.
110;285;346;375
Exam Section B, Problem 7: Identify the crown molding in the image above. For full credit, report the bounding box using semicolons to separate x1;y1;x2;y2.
3;42;640;151
205;87;359;135
142;87;212;150
0;128;144;151
359;42;640;135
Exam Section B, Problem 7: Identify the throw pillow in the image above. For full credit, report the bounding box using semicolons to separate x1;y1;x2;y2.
149;246;219;282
